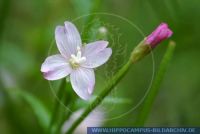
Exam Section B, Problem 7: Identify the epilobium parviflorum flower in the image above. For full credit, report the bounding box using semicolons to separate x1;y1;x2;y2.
131;22;173;63
41;21;112;100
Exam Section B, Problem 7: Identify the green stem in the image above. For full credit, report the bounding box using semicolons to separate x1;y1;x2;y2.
66;59;132;134
135;41;176;126
48;79;66;133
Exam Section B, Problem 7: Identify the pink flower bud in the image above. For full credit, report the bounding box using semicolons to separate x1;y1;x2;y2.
146;23;173;48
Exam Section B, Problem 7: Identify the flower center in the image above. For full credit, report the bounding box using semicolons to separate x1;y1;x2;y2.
69;46;86;69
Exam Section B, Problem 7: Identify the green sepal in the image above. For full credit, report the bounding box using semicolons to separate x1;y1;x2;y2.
130;38;151;63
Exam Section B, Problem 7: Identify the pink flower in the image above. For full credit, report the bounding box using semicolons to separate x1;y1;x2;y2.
146;23;173;48
41;21;112;100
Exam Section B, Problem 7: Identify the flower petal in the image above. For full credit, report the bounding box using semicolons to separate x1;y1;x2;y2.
55;21;81;58
146;23;173;48
41;54;72;80
81;48;112;68
82;41;108;57
70;68;95;100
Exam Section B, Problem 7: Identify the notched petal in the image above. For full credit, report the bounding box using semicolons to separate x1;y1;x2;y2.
55;22;82;58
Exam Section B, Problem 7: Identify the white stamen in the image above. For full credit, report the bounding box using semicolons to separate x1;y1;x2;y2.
69;46;86;68
77;51;81;58
79;57;86;63
77;46;81;51
71;54;76;59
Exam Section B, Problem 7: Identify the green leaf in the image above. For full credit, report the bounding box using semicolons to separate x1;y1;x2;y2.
9;89;50;131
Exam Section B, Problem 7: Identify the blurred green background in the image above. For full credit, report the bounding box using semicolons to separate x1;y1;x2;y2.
0;0;200;133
